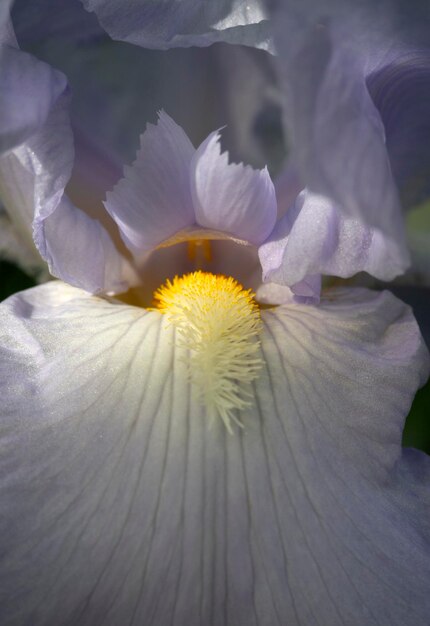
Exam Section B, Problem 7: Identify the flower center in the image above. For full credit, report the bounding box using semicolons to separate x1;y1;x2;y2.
153;271;263;432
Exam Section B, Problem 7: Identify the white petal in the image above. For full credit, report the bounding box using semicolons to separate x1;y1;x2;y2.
191;131;277;244
104;111;196;255
255;281;297;305
0;282;429;624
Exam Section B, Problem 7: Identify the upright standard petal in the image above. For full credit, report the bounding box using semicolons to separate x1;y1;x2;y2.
0;90;129;294
0;209;48;279
259;190;408;290
0;281;429;625
104;112;196;254
266;1;412;269
82;0;273;52
191;131;277;244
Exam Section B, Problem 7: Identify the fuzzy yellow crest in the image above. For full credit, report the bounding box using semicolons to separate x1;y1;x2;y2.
153;271;263;432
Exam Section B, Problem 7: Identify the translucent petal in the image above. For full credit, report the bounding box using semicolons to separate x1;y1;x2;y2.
0;281;429;624
0;91;129;293
368;50;430;209
0;42;67;155
191;131;277;245
104;111;195;254
82;0;273;52
259;190;408;289
268;2;411;268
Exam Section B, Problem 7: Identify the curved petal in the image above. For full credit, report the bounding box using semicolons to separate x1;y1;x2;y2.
0;40;67;154
12;21;280;180
81;0;273;52
368;49;430;209
191;131;277;245
259;190;407;288
268;4;410;268
42;196;131;293
257;274;322;306
104;111;195;255
0;87;129;294
0;281;429;624
290;273;321;302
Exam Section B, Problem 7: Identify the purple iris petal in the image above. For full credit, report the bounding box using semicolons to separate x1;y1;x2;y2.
105;112;277;255
0;20;67;154
191;130;277;244
368;49;430;208
0;24;129;294
290;273;321;301
259;189;408;291
269;11;408;255
104;111;195;254
262;1;430;280
0;9;429;621
81;0;272;51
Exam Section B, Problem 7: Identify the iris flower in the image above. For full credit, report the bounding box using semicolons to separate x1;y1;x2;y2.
84;0;430;279
1;5;430;626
